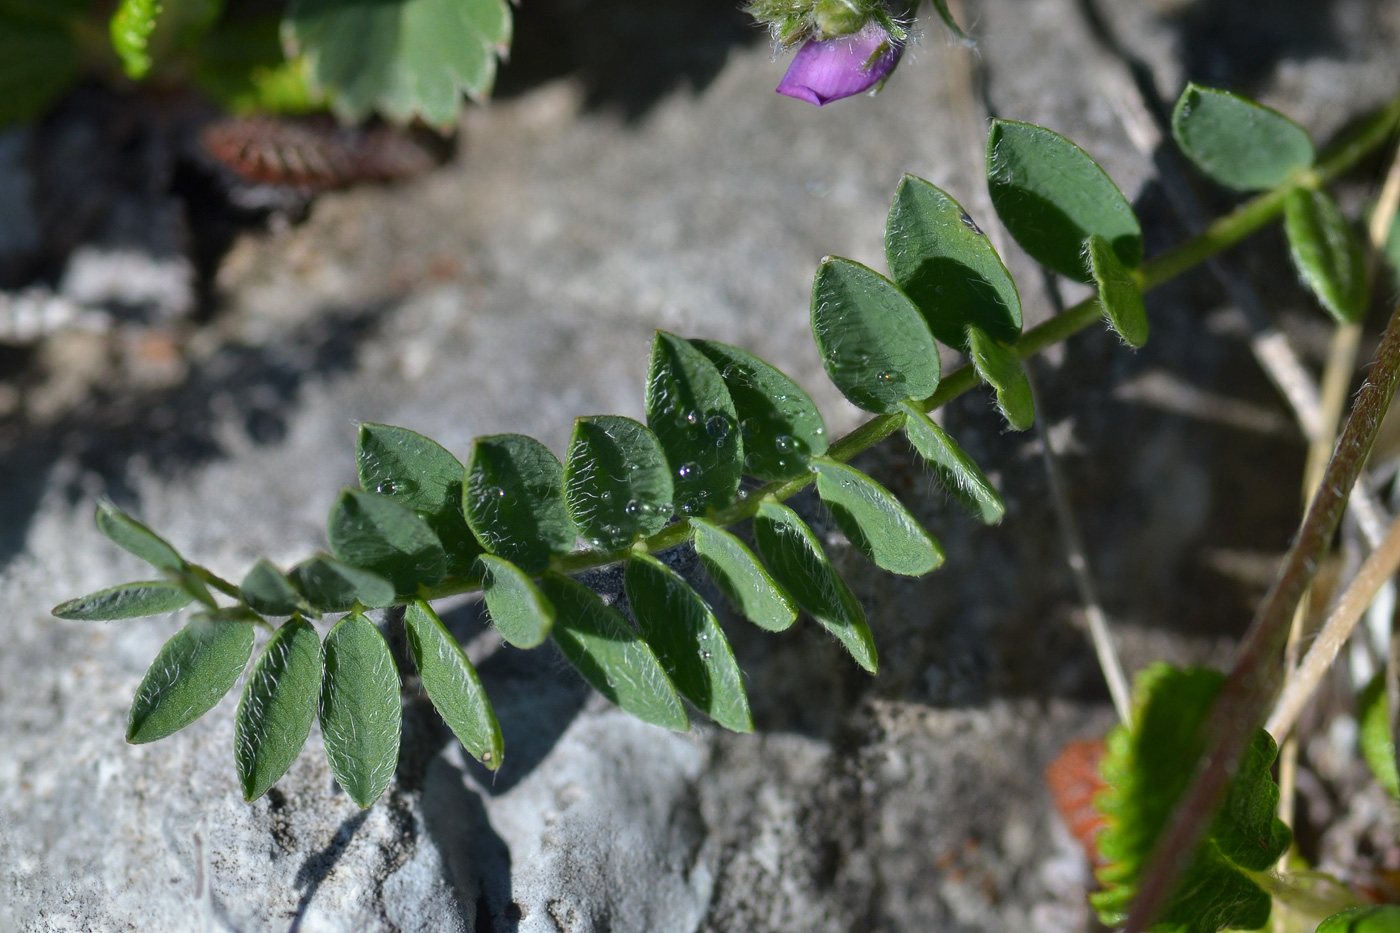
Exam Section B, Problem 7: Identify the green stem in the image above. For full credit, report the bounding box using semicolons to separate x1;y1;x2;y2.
417;92;1400;605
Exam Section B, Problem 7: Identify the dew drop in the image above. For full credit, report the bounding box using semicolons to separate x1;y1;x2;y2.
686;410;701;425
743;454;758;471
740;418;758;438
700;651;712;660
705;415;731;440
624;499;642;516
677;461;698;479
375;481;398;495
736;489;748;500
876;370;899;382
775;435;797;452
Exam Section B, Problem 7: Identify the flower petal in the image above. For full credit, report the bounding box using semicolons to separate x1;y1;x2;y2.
776;22;902;106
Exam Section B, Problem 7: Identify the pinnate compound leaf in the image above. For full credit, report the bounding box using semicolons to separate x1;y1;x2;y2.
405;599;503;769
691;517;797;632
235;617;322;800
465;434;575;574
1088;234;1150;348
810;258;941;413
478;554;555;649
692;339;828;481
966;327;1034;431
752;501;877;673
624;553;753;733
1171;83;1315;192
1318;908;1400;932
127;616;256;743
646;332;743;517
898;403;1004;525
96;500;185;571
811;458;943;576
54;580;193;621
540;572;688;731
564;416;674;552
1359;673;1400;800
289;554;395;612
0;9;81;127
286;0;511;127
358;423;482;577
240;559;303;617
320;612;402;808
885;175;1022;351
1091;664;1291;932
110;0;162;79
987;120;1143;283
1284;187;1368;324
327;489;447;595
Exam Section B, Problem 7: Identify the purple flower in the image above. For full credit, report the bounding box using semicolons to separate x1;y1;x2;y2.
776;21;902;106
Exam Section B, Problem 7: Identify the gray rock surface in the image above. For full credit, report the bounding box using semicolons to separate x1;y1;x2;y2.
3;0;1399;930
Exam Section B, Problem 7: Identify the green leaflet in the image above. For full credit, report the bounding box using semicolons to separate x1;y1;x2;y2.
285;0;512;127
96;500;185;571
691;339;829;481
239;559;303;617
289;554;396;612
478;554;555;649
1091;664;1291;933
1171;83;1315;192
53;580;194;621
564;416;674;552
885;175;1022;351
234;617;322;801
1358;673;1400;800
966;327;1035;431
0;8;80;127
1283;187;1368;324
540;572;688;732
405;600;503;769
646;331;744;517
810;257;941;414
327;488;448;595
1318;908;1400;932
691;517;797;632
752;501;877;673
320;612;402;808
110;0;162;79
898;403;1004;525
465;433;575;575
624;553;753;733
127;616;256;744
811;458;943;577
1087;233;1150;348
358;423;483;578
986;120;1142;283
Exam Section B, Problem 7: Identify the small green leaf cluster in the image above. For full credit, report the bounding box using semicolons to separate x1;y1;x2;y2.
2;0;513;130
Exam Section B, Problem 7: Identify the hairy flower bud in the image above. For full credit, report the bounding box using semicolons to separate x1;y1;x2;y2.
813;0;865;38
776;20;902;106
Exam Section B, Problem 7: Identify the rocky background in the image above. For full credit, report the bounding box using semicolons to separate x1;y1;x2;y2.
2;0;1400;930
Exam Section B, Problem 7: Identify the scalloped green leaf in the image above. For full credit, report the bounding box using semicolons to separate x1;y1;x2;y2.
235;616;322;800
327;488;447;595
53;580;194;621
966;327;1034;431
541;572;688;731
0;8;81;127
691;339;829;481
625;553;752;733
288;554;395;612
1088;233;1150;348
1091;664;1291;932
465;433;575;575
405;599;503;770
285;0;511;127
358;423;482;577
646;331;743;517
127;616;256;744
691;517;797;632
320;611;402;808
1171;83;1315;192
885;175;1022;351
1284;187;1368;324
96;500;185;571
1318;907;1400;932
898;403;1004;525
240;559;302;617
811;458;943;576
752;501;877;673
110;0;162;79
478;554;555;649
810;257;941;413
987;120;1143;283
564;416;674;552
1359;673;1400;800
